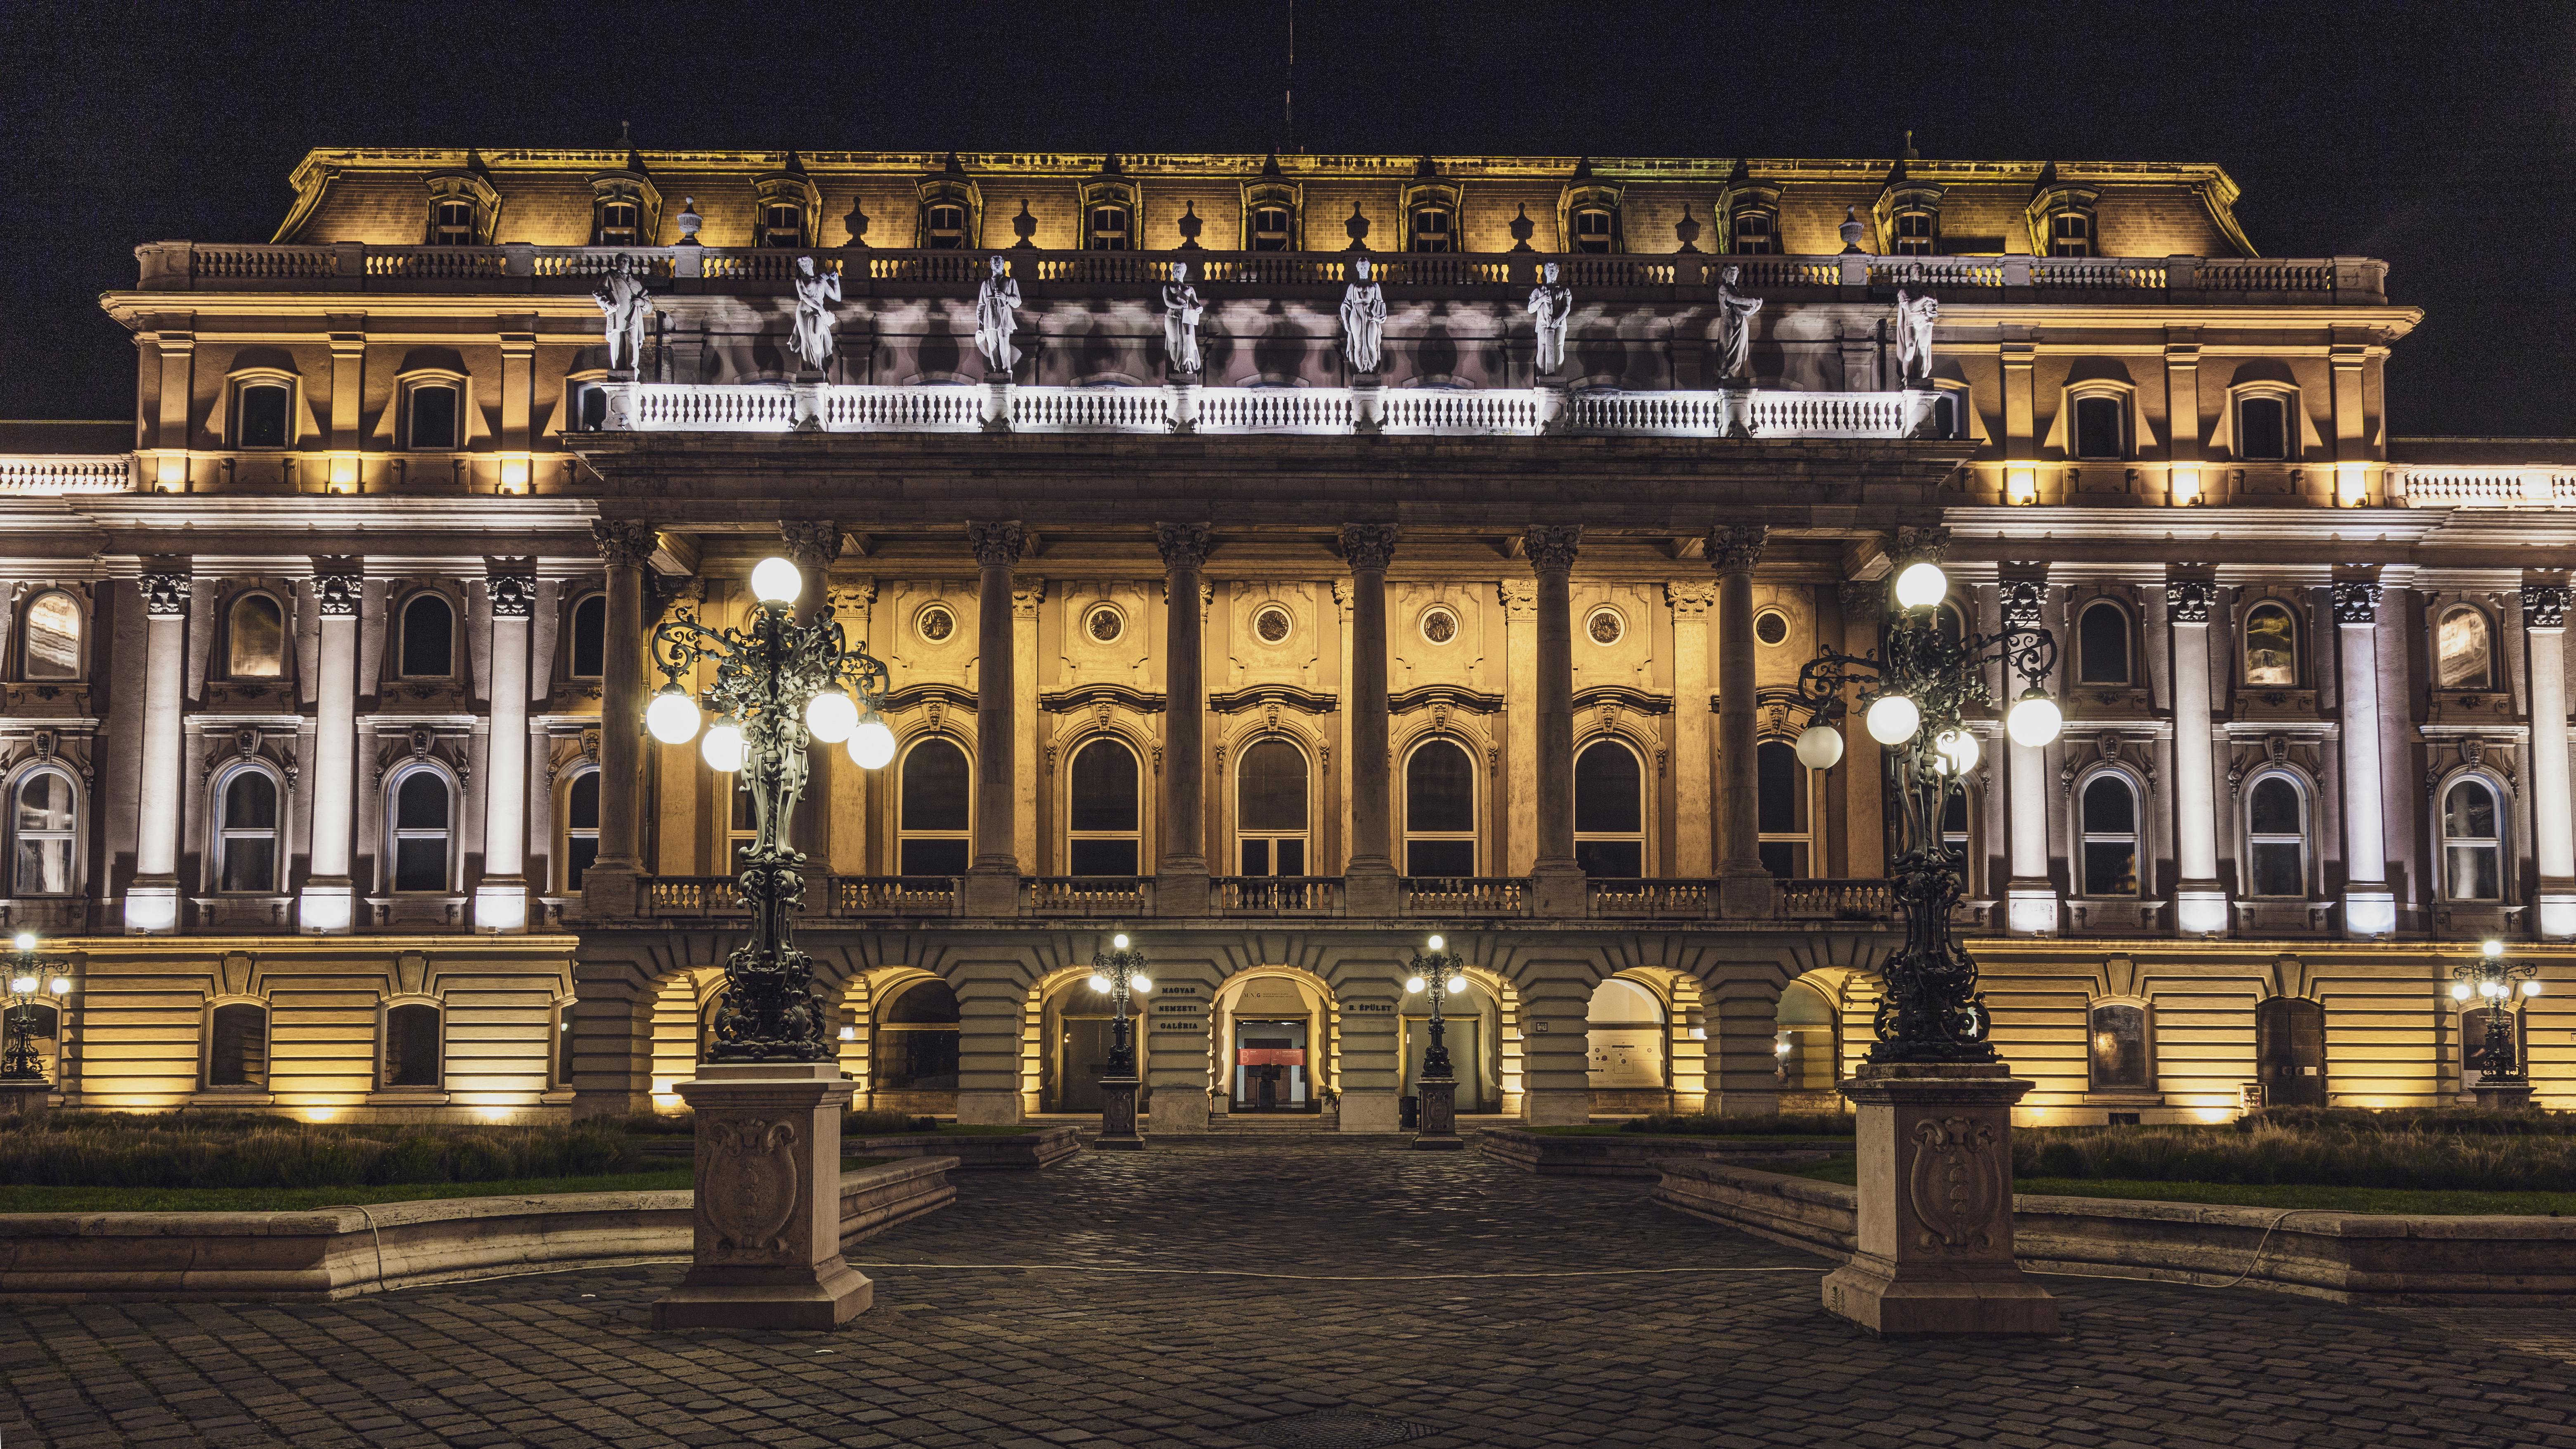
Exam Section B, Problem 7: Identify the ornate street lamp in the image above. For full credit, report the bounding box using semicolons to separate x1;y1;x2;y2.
2451;938;2541;1108
1792;548;2062;1062
1403;932;1469;1148
1;932;73;1118
1088;930;1151;1148
644;555;895;1061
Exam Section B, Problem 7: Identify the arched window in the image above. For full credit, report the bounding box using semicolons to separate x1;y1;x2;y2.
1067;738;1140;876
2080;775;2140;896
2071;393;2126;460
569;594;607;678
898;738;972;875
233;379;293;449
227;594;286;679
1409;203;1455;253
2436;606;2496;690
10;769;77;896
390;770;452;893
1570;204;1617;254
1403;739;1477;876
22;590;81;680
400;594;454;678
2237;393;2290;461
564;770;600;890
207;1002;269;1087
402;379;461;451
1585;977;1665;1091
2442;778;2503;901
1756;740;1811;878
877;979;960;1091
2242;602;2299;686
1573;739;1643;878
2245;774;2307;898
384;1003;441;1088
2077;601;2131;685
2088;1001;2154;1092
1236;738;1309;877
215;769;279;893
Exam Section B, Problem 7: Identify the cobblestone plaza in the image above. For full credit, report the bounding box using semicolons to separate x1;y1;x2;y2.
7;1142;2576;1449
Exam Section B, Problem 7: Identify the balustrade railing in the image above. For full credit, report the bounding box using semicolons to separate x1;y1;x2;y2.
1193;387;1355;433
824;385;984;431
631;384;798;432
1021;876;1153;917
2392;466;2576;508
1213;876;1346;915
1013;385;1172;432
645;877;743;915
1380;388;1542;434
1587;879;1718;918
0;455;134;495
1776;879;1897;920
1745;391;1916;439
1399;876;1529;917
834;876;960;916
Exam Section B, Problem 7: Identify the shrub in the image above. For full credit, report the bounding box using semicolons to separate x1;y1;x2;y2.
2013;1122;2576;1192
2246;1106;2576;1137
846;1110;941;1136
0;1114;648;1191
1618;1112;1855;1137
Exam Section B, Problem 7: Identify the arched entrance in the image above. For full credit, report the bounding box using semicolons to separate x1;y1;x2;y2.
1212;968;1334;1116
1399;975;1501;1113
2256;995;2326;1107
1586;975;1670;1114
647;967;725;1110
1776;976;1842;1110
1036;970;1153;1114
874;976;961;1115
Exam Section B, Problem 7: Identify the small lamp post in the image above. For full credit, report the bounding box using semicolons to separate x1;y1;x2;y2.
0;931;73;1119
643;554;896;1331
1404;932;1468;1149
2451;938;2541;1110
1089;930;1152;1148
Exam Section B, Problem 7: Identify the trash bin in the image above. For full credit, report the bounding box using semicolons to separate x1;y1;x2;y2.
1399;1094;1419;1129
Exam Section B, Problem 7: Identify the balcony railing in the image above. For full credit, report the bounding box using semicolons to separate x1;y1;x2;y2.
0;455;135;496
2392;466;2576;509
834;876;961;916
1399;876;1529;918
1021;876;1153;917
644;876;742;915
1588;880;1718;918
1776;879;1898;920
1214;876;1346;916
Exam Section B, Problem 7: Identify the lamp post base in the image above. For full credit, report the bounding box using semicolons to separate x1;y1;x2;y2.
0;1081;51;1120
2473;1080;2536;1112
1821;1061;2057;1337
652;1062;872;1330
1413;1077;1462;1149
1096;1077;1145;1149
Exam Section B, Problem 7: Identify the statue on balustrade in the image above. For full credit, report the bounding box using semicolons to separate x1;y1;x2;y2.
1340;255;1386;375
1895;288;1941;386
1161;261;1205;377
593;255;653;373
1715;265;1762;383
975;254;1023;377
1527;261;1572;377
788;256;843;372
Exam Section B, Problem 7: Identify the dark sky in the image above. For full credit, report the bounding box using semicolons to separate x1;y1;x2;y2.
4;0;2570;434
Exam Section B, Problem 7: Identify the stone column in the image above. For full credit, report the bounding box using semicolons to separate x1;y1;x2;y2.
2333;579;2394;935
584;521;655;920
1665;582;1719;877
1710;526;1773;916
477;560;536;932
1156;524;1213;913
2166;576;2227;934
965;522;1025;916
954;975;1027;1126
128;564;192;932
1999;578;2059;934
1341;525;1400;913
1500;579;1539;875
1012;582;1045;876
1143;963;1212;1133
2526;581;2576;936
653;1062;871;1329
300;559;362;933
1526;526;1584;915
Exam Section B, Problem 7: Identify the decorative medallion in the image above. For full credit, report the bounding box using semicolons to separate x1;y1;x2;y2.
916;603;956;643
701;1117;801;1254
1086;605;1124;643
1419;606;1459;646
1253;606;1293;645
1753;608;1790;647
1906;1114;2003;1253
1586;607;1624;647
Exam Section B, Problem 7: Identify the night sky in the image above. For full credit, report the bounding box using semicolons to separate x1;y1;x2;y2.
3;0;2569;435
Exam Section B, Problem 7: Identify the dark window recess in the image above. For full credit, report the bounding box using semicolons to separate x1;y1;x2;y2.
2073;395;2124;459
1731;211;1775;254
407;385;459;451
2238;396;2289;460
208;1003;268;1087
1575;841;1643;878
401;596;454;676
385;1003;441;1087
1069;740;1138;833
1574;742;1641;834
575;384;609;432
1756;742;1800;835
2248;777;2304;897
2081;776;2139;896
2255;996;2326;1107
236;384;291;448
571;595;607;677
2088;1003;2152;1091
566;772;600;889
220;773;278;893
1406;741;1475;834
1572;209;1614;253
1410;209;1452;253
2078;604;2130;684
1406;839;1477;876
394;773;450;892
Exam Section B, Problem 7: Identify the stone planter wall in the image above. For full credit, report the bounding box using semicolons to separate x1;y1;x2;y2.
0;1156;957;1304
1474;1126;1846;1179
849;1126;1083;1169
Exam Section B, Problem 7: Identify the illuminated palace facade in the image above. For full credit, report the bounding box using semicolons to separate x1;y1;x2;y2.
7;145;2570;1129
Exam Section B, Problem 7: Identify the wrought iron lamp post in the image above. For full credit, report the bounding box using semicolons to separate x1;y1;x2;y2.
2451;938;2541;1109
0;932;73;1119
1403;933;1468;1148
1793;538;2068;1335
1088;930;1152;1148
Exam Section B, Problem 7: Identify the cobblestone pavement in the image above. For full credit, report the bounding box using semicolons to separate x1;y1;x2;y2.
8;1140;2576;1448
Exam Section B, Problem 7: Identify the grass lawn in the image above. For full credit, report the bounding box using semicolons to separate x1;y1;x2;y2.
0;1167;698;1214
1731;1154;2576;1217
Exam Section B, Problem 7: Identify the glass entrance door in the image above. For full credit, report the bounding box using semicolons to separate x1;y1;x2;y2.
1232;1018;1310;1112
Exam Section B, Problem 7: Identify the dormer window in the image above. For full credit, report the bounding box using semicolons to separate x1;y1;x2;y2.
1252;204;1292;251
2237;394;2290;461
596;199;642;246
2048;210;2093;256
1087;204;1132;251
233;379;292;450
403;379;462;451
759;200;806;248
1892;209;1937;256
1410;205;1454;253
1731;210;1776;254
430;199;476;246
926;204;966;248
1571;206;1615;253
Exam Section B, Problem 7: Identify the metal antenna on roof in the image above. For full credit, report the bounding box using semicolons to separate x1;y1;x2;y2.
619;119;633;149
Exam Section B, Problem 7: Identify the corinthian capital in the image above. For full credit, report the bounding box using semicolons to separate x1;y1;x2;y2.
2331;579;2382;626
1155;523;1214;572
1522;524;1582;575
968;521;1026;568
2164;576;2217;625
1340;523;1399;574
1663;581;1719;616
311;556;363;617
779;519;843;569
1707;524;1768;575
591;520;657;569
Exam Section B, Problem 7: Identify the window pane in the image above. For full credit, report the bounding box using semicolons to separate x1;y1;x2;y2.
237;384;291;448
2248;778;2301;835
1575;840;1642;878
2446;781;2498;840
2089;1004;2151;1090
1240;839;1270;875
2243;605;2297;685
407;385;458;451
225;773;278;830
2082;777;2136;835
17;773;73;832
221;837;275;893
572;595;607;677
1405;839;1477;876
2239;396;2287;460
1406;741;1475;833
1756;742;1803;835
1069;740;1138;833
398;773;449;829
1757;840;1806;878
395;837;447;892
569;772;600;830
1940;789;1969;835
1276;838;1305;875
1068;839;1139;876
228;595;286;678
2437;608;2492;690
402;596;454;676
1237;739;1308;832
900;837;971;875
24;592;80;679
1574;742;1641;833
386;1005;441;1087
2448;844;2500;901
14;839;70;895
2078;604;2129;684
2252;841;2304;897
2084;841;2138;896
2074;396;2123;458
208;1004;267;1087
901;740;971;832
568;836;599;889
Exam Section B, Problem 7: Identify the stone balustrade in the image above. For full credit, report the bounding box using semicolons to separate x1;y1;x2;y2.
0;455;134;495
2391;465;2576;508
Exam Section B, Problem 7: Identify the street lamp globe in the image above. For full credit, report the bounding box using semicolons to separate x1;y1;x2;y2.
804;688;858;743
1445;972;1468;995
646;686;703;745
2453;980;2473;1001
1130;974;1152;993
2484;939;2506;958
1893;560;1949;610
700;721;746;772
1426;933;1445;951
10;932;32;953
1933;728;1979;776
2525;979;2545;997
1865;693;1921;745
1089;971;1113;992
848;716;896;769
46;977;67;997
1795;722;1845;770
2005;690;2063;747
7;976;31;996
1405;973;1428;994
749;556;803;606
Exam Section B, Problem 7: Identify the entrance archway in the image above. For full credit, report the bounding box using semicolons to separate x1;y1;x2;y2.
1586;975;1670;1114
874;976;961;1115
1212;968;1335;1116
1035;970;1155;1115
1399;975;1501;1112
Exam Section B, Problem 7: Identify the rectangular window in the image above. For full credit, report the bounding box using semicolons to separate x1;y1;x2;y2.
1087;205;1129;251
574;384;609;432
1893;211;1935;256
2072;395;2124;459
395;838;446;892
760;201;804;248
2083;842;2137;896
1575;840;1642;877
2251;841;2303;897
385;1005;441;1088
1732;211;1775;254
2088;1003;2153;1091
596;200;641;246
235;384;291;449
431;199;476;245
1410;208;1452;253
1572;209;1614;254
2237;396;2289;460
901;837;971;875
2050;211;2092;257
406;384;460;451
926;204;966;249
1252;205;1291;251
1405;839;1476;876
208;1006;268;1088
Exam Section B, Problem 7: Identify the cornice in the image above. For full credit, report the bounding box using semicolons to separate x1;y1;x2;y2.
1039;683;1166;715
1389;685;1505;715
1207;685;1337;715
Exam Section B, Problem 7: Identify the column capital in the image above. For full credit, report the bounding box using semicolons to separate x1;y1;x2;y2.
2524;582;2571;631
1663;580;1719;615
310;556;363;617
591;519;658;569
1010;579;1045;619
485;557;537;617
1837;579;1884;617
2164;575;2217;625
779;519;843;569
137;562;192;617
831;579;880;612
1706;524;1768;575
2331;579;2382;626
968;520;1026;568
1999;578;2049;630
1523;524;1582;575
1498;578;1537;616
1154;522;1213;572
1340;522;1399;573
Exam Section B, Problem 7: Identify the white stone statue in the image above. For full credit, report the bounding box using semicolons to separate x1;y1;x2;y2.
1526;262;1572;376
592;255;653;372
974;255;1022;376
788;256;842;372
1895;288;1941;385
1161;261;1205;377
1714;265;1763;383
1339;256;1386;375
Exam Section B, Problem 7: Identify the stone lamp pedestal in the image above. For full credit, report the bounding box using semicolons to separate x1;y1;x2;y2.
1413;1077;1462;1149
2473;1079;2537;1111
1096;1076;1144;1149
653;1062;872;1331
0;1081;52;1120
1821;1061;2057;1336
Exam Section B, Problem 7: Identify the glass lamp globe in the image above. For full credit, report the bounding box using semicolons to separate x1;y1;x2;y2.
46;976;68;996
1893;560;1949;610
848;717;896;770
11;931;33;952
646;687;703;745
1405;974;1428;994
701;722;746;772
1865;694;1921;745
1794;723;1845;771
2453;981;2472;1001
805;688;858;744
1089;972;1113;993
2484;939;2506;958
749;557;803;606
1444;973;1468;995
2526;980;2545;997
2005;690;2063;748
1934;728;1980;775
8;975;33;995
1130;975;1152;993
1426;933;1445;951
1113;933;1130;950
